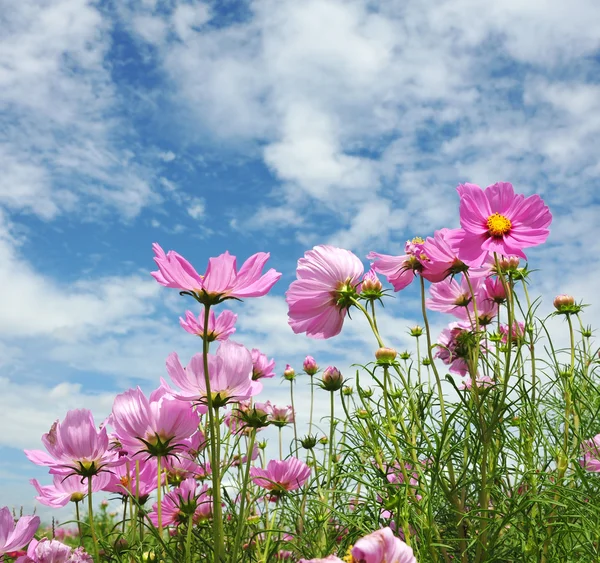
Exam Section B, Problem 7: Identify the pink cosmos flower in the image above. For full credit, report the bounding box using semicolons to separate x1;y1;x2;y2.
110;385;201;458
103;457;158;499
0;507;39;555
250;457;311;493
179;308;237;341
421;228;470;282
367;237;426;292
580;434;600;472
24;410;119;478
435;323;475;375
270;405;294;427
459;374;495;391
251;348;276;380
427;276;479;317
286;245;364;339
298;557;344;563
385;461;422;501
149;479;212;527
499;321;525;345
456;182;552;266
151;244;281;302
30;472;110;508
166;340;258;407
483;277;507;304
350;527;416;563
19;538;92;563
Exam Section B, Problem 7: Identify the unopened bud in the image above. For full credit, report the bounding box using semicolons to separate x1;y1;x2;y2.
303;356;319;376
319;436;328;445
342;385;353;396
301;435;317;450
321;366;343;391
409;325;423;337
375;347;397;365
399;351;411;361
360;269;383;296
283;364;296;381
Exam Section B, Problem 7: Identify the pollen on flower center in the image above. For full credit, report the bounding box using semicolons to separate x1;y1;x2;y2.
487;213;512;237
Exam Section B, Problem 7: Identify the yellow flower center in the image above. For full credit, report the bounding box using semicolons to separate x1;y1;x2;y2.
487;213;512;237
343;546;354;562
411;236;424;244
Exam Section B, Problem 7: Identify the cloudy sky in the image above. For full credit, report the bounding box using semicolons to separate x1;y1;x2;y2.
1;0;599;519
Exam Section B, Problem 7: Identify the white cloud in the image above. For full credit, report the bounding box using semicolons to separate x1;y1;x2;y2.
0;0;160;220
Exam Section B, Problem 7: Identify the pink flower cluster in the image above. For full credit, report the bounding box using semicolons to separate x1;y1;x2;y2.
286;182;551;341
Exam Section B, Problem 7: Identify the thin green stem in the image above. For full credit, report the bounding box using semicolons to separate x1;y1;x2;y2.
200;304;223;563
157;455;163;538
75;500;82;545
87;476;100;563
290;379;298;454
186;512;194;563
231;429;257;563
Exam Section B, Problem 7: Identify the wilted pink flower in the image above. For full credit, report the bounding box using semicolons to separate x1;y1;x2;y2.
0;507;39;555
286;245;364;339
166;340;258;407
499;321;525;345
251;349;276;380
580;434;600;472
110;385;201;458
367;238;426;292
30;472;110;508
459;374;495;391
303;356;319;376
179;308;237;341
103;457;158;499
149;479;212;527
385;461;422;501
350;527;416;563
24;410;119;478
456;182;552;266
435;323;474;375
250;457;311;493
151;243;281;302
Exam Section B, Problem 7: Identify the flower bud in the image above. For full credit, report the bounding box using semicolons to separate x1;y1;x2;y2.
409;325;423;337
399;351;411;361
421;358;431;366
342;385;353;396
321;366;343;391
356;409;371;419
319;436;328;445
375;347;397;365
359;387;373;398
360;269;383;297
553;294;574;310
283;364;296;381
498;256;520;272
301;434;317;450
303;356;319;376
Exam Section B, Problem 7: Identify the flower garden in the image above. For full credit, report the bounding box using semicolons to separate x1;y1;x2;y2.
3;181;600;562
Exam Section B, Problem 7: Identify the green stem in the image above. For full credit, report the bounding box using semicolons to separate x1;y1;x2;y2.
231;429;257;563
290;379;298;454
278;427;283;460
186;512;194;563
325;391;335;495
157;455;163;538
75;500;82;545
308;375;315;437
200;305;223;563
87;476;100;563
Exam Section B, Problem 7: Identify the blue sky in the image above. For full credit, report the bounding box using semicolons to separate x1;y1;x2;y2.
1;0;600;519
